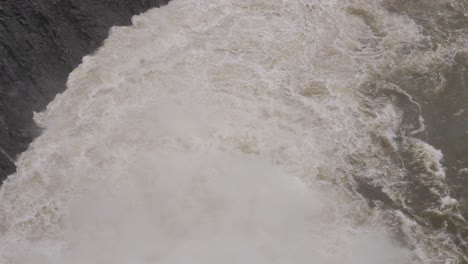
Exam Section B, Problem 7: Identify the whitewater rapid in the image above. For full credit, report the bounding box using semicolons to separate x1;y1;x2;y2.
0;0;466;263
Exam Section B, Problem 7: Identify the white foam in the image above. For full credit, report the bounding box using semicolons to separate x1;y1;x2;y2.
0;0;463;262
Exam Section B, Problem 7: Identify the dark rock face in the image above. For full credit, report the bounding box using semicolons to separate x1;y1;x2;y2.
0;0;170;180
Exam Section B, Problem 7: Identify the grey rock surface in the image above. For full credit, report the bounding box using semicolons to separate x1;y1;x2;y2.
0;0;170;180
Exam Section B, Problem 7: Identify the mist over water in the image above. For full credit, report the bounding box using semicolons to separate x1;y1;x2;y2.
0;0;467;263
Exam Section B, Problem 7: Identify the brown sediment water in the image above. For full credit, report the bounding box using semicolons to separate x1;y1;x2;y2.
0;0;467;263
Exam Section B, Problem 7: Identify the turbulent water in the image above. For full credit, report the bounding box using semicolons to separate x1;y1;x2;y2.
1;0;468;263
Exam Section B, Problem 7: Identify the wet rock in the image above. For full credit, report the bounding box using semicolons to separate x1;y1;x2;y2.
0;0;170;182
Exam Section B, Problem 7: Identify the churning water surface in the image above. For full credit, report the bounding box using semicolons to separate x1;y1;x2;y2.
1;0;468;263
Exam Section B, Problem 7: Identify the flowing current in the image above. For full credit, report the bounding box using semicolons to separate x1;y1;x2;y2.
1;0;467;263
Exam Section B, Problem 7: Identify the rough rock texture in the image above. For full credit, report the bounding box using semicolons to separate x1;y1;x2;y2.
0;0;170;180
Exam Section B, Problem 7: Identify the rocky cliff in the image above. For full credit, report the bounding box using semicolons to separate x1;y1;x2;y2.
0;0;170;180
